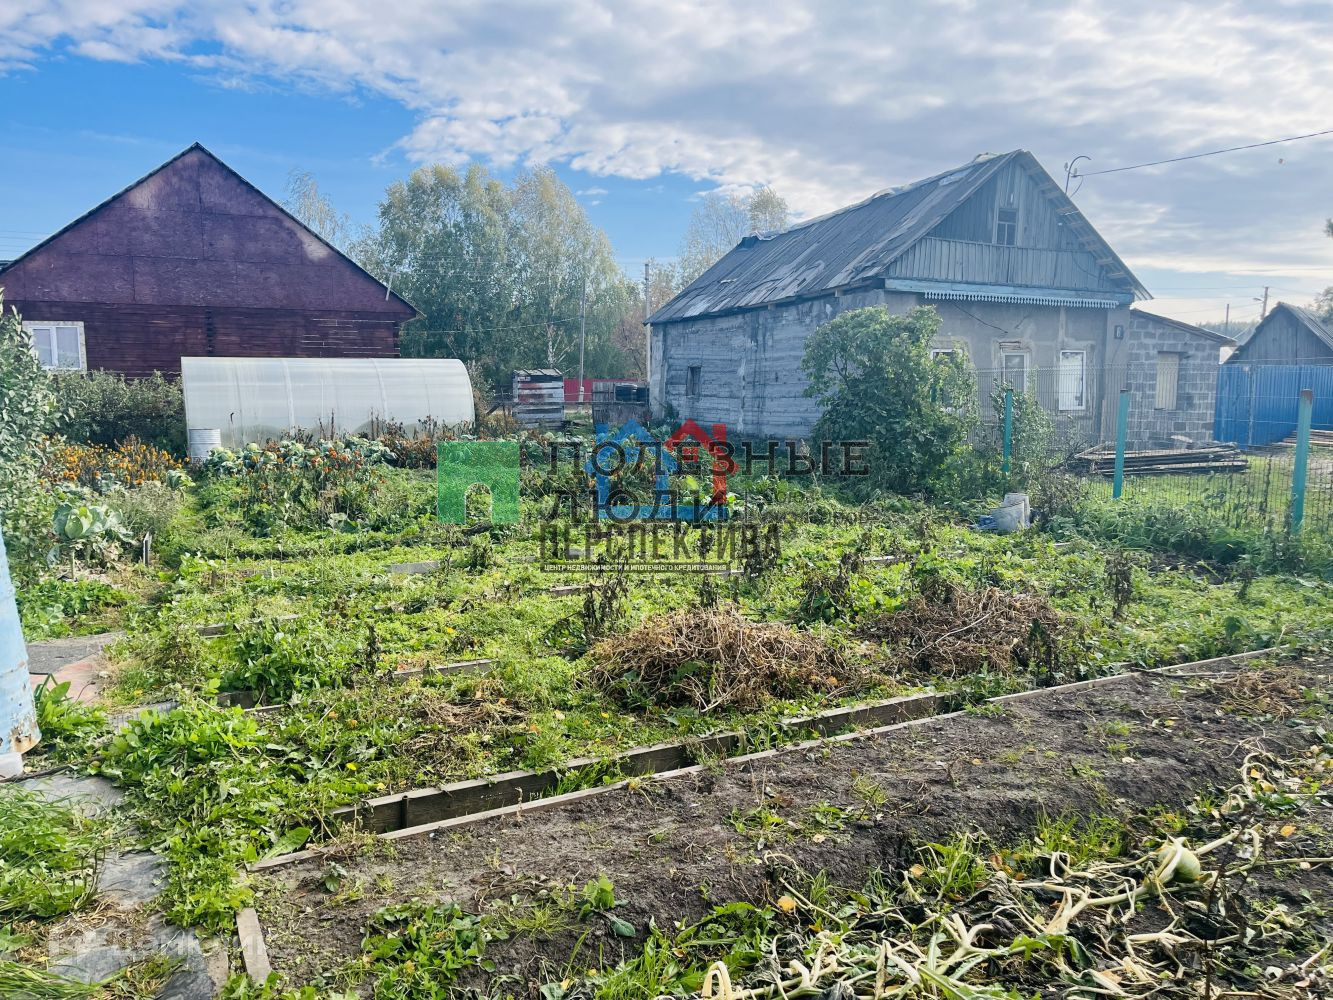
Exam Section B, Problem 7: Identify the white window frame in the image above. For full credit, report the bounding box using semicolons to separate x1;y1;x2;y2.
24;321;87;371
1057;349;1086;412
994;206;1018;247
930;347;957;361
1000;349;1029;393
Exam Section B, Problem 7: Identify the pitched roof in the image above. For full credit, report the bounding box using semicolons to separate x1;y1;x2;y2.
1233;301;1333;354
1130;308;1235;345
649;150;1146;324
0;142;418;318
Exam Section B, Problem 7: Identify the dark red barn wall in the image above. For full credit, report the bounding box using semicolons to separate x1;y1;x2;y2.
4;301;400;378
0;144;415;377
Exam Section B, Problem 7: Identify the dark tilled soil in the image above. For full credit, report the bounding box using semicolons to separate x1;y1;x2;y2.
253;660;1330;992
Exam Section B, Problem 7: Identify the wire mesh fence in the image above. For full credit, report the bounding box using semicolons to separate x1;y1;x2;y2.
966;361;1333;544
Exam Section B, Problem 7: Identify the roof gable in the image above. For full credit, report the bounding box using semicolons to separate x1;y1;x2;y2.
1232;302;1333;355
0;144;416;318
1130;308;1235;345
649;150;1146;324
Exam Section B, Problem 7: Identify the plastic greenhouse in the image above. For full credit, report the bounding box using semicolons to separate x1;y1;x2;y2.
181;357;475;448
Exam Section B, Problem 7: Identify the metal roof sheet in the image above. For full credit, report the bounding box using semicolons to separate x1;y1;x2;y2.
649;150;1145;324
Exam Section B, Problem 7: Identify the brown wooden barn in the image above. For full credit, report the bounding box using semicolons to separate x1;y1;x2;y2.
0;143;416;378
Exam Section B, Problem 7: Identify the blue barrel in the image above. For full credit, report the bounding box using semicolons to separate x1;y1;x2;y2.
0;529;40;755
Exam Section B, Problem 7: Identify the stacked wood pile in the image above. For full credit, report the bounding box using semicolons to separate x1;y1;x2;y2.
1279;429;1333;447
1068;444;1247;476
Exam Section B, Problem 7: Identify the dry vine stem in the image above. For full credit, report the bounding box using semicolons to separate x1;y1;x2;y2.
591;606;860;711
690;744;1333;1000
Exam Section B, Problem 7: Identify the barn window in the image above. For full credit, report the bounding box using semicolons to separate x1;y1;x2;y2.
1155;352;1181;410
1057;350;1085;411
686;365;702;398
994;207;1018;247
1001;350;1029;392
24;321;86;371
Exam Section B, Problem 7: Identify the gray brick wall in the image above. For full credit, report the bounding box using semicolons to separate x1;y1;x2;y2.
1117;312;1226;447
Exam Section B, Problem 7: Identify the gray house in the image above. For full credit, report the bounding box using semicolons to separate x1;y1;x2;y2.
650;150;1179;444
1227;302;1333;365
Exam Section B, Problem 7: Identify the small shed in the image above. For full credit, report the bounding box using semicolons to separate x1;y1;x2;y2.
512;370;566;428
1227;303;1333;365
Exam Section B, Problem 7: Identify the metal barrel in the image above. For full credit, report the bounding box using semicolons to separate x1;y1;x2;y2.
0;529;40;755
188;427;223;466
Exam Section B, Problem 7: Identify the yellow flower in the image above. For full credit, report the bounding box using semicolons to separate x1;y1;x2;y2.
776;895;797;914
345;762;358;771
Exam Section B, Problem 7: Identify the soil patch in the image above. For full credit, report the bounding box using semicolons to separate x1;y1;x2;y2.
253;659;1329;992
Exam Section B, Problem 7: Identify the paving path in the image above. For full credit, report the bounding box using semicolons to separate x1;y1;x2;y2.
26;631;123;703
19;771;229;998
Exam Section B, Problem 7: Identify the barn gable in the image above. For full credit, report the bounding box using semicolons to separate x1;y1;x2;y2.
1229;302;1333;364
0;144;415;318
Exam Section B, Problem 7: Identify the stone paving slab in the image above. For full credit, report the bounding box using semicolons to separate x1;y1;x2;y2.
22;771;125;816
48;915;227;1000
25;632;122;675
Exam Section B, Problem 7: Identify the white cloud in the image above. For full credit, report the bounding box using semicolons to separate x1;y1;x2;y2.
3;0;1332;317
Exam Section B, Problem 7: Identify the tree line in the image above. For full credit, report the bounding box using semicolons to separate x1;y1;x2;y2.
283;168;789;387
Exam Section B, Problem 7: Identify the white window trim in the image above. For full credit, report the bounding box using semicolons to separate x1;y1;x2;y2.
1000;349;1030;393
1057;349;1086;412
23;321;87;371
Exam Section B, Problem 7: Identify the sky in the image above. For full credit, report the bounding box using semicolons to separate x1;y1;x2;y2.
1;0;1331;328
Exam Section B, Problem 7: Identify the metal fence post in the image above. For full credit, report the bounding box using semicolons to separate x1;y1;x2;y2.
1002;388;1014;477
1113;388;1130;500
1290;388;1313;534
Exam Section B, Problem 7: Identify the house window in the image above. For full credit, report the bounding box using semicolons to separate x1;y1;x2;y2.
686;365;702;398
1001;350;1028;392
24;321;86;371
930;348;956;360
1057;350;1085;411
1155;352;1181;410
994;207;1018;247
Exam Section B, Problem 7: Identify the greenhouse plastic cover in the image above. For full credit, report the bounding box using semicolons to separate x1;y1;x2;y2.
181;357;475;447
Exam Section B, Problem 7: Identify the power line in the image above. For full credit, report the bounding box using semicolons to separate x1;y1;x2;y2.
1075;126;1333;178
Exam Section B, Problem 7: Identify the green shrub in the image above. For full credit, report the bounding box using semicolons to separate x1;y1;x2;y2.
53;370;186;456
801;306;976;497
0;301;61;582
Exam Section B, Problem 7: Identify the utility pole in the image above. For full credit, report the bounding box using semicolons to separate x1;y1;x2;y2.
1224;302;1230;329
577;279;587;406
1260;285;1269;319
643;261;652;387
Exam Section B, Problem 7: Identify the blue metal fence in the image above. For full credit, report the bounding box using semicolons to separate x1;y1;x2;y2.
1215;363;1333;448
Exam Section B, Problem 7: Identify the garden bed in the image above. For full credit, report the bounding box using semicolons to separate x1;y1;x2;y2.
250;656;1331;994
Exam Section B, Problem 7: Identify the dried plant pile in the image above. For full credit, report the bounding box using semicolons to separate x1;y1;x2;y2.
698;745;1333;1000
590;606;857;712
856;587;1064;677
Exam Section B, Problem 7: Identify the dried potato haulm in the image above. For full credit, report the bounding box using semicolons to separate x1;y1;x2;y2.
590;606;860;712
856;586;1065;677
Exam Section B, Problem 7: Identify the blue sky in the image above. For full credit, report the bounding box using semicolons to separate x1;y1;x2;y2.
0;58;693;273
2;0;1331;326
